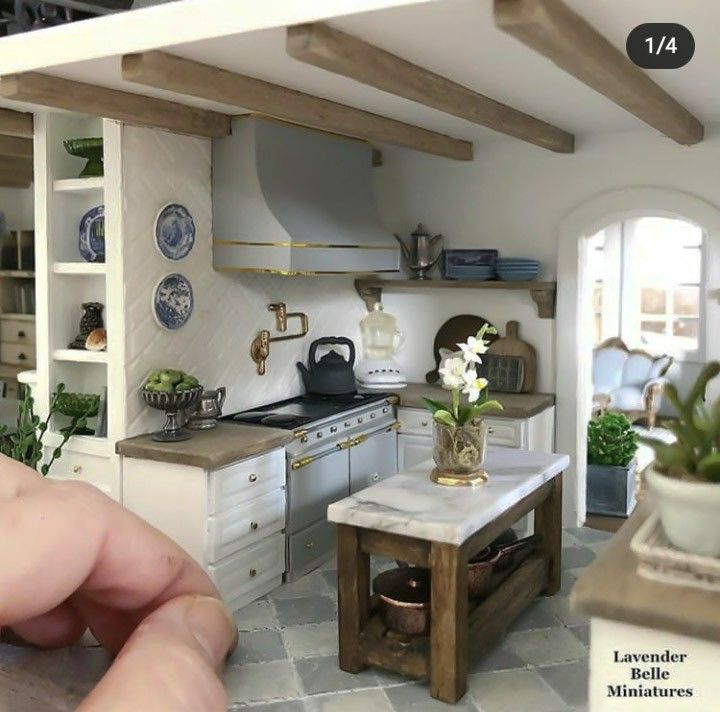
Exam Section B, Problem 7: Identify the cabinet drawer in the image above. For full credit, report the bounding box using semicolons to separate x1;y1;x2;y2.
485;418;524;448
397;407;433;436
1;319;35;345
288;518;336;581
47;450;118;501
206;488;286;564
208;533;285;603
0;342;35;367
208;448;285;515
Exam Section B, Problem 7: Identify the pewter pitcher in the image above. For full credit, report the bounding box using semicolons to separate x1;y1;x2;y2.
187;386;226;430
393;222;443;280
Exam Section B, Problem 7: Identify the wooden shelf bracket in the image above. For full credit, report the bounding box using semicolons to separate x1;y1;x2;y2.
530;286;555;319
354;279;384;311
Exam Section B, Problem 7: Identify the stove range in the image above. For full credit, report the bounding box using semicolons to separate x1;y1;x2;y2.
223;391;391;432
224;391;399;582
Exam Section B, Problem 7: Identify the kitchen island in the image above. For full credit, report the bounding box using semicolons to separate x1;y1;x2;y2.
572;502;720;710
328;447;568;703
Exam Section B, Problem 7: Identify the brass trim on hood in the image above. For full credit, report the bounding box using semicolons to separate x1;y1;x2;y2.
214;239;400;250
215;267;399;276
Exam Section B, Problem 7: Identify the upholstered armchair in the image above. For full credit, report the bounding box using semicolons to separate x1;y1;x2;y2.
592;338;673;428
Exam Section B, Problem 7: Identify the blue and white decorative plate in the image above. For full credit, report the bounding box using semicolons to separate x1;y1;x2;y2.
153;273;194;330
155;203;195;260
79;205;105;263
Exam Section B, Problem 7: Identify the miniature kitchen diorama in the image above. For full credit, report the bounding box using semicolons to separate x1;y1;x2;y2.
3;1;720;710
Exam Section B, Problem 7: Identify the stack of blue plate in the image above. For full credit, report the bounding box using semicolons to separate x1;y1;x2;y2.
445;264;495;281
495;258;540;282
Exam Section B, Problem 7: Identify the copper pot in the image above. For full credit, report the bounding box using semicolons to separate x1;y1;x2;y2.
468;534;542;599
373;567;431;635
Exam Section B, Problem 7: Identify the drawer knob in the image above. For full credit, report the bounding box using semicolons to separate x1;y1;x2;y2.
18;353;27;361
250;521;259;531
248;473;258;483
72;465;82;474
421;420;428;427
487;427;494;434
305;541;315;550
18;331;25;338
249;568;257;578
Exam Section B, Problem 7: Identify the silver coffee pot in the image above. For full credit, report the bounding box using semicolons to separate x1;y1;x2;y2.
187;386;226;430
394;223;443;280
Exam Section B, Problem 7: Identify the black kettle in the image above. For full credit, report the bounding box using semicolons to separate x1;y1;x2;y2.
297;337;357;395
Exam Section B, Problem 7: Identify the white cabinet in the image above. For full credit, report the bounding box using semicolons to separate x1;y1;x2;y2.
398;433;434;471
121;448;286;613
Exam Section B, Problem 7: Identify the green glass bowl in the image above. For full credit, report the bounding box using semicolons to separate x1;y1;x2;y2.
63;138;104;178
55;392;100;419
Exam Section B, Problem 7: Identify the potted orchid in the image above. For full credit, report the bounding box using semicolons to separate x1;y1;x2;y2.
422;325;503;486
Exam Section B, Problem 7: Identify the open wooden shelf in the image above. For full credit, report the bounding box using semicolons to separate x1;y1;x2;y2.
0;270;34;279
52;349;108;364
354;278;557;318
52;262;107;276
53;177;104;195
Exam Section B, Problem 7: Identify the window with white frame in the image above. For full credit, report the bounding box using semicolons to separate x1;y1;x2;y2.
588;217;704;358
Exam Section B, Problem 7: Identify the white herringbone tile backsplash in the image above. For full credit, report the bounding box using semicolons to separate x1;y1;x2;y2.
121;126;364;437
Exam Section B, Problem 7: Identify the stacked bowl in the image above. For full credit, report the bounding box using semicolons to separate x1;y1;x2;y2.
495;258;540;282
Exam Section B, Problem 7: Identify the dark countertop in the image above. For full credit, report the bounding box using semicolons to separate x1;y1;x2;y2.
396;383;555;419
571;501;720;643
116;422;294;470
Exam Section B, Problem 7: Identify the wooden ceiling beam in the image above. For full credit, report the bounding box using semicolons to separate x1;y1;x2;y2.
494;0;703;145
0;72;231;139
0;134;32;158
287;22;574;154
122;51;473;161
0;107;33;138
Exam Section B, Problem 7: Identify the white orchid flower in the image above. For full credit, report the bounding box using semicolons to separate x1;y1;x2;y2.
462;372;489;403
457;334;491;364
439;356;468;390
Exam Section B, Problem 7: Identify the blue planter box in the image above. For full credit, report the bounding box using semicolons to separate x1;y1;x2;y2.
586;459;637;517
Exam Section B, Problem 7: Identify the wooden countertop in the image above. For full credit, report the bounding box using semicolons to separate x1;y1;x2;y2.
396;383;555;419
571;502;720;643
116;422;294;470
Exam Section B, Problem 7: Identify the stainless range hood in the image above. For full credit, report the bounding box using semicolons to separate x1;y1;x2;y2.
212;117;400;275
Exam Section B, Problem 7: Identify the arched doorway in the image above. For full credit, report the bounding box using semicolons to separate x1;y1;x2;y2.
556;189;720;526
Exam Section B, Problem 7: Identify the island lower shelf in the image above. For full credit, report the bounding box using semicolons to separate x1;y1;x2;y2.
359;556;548;680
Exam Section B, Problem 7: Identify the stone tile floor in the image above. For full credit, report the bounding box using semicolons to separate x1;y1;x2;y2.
0;526;611;711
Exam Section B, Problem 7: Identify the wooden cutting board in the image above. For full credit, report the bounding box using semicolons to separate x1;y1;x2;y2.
425;314;498;383
487;320;537;393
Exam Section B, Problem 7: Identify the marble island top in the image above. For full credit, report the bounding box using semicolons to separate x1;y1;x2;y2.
328;447;569;545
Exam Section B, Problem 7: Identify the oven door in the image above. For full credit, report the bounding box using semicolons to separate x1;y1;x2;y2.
287;446;349;534
349;427;398;494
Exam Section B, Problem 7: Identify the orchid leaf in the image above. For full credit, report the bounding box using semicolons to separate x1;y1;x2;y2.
432;409;457;427
698;453;720;482
421;397;449;415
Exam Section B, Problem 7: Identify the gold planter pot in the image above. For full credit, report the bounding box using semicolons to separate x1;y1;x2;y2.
431;420;488;487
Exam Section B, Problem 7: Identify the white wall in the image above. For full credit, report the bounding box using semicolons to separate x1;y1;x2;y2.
0;186;34;230
120;125;364;436
373;126;720;397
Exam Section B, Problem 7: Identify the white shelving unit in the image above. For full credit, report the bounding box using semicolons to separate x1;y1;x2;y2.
53;177;104;195
35;113;124;501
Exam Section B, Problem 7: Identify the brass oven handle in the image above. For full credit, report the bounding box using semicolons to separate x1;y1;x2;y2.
292;456;314;470
387;421;401;432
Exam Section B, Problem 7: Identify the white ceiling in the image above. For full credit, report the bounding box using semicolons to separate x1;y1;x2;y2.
1;0;717;150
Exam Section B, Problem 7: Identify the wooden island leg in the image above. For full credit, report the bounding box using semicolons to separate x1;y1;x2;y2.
534;473;563;594
337;524;370;673
430;542;468;703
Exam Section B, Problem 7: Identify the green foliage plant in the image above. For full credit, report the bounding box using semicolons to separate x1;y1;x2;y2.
0;383;91;476
642;361;720;482
587;411;638;467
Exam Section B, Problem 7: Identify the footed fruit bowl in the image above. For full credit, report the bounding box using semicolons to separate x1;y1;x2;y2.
63;138;104;178
141;386;202;442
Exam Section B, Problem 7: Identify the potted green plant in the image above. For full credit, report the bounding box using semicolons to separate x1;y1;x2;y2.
0;383;90;475
422;325;503;487
643;361;720;556
586;412;639;517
